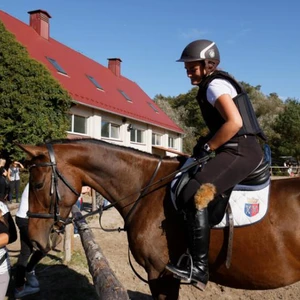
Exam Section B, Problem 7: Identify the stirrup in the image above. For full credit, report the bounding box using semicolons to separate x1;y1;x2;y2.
173;252;194;283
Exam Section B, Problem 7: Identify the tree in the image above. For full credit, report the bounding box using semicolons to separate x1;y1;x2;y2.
0;21;72;161
169;87;207;136
154;94;196;154
154;82;293;159
271;99;300;162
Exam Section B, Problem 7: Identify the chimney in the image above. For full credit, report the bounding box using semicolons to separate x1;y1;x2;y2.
28;9;52;40
108;58;122;77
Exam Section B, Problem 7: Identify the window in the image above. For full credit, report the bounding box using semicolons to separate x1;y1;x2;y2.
148;102;159;113
130;128;144;143
101;121;120;139
152;133;162;146
118;89;132;102
168;136;175;148
86;75;103;90
46;57;67;75
68;114;87;134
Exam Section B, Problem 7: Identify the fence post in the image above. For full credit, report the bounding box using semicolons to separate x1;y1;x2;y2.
63;222;73;263
72;205;129;299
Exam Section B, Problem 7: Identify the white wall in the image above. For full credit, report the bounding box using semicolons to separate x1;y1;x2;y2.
68;105;183;156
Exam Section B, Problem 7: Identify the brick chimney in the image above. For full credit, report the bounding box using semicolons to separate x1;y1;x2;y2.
108;58;122;77
28;9;51;40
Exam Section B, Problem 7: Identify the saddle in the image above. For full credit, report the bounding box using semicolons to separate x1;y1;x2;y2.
171;158;271;227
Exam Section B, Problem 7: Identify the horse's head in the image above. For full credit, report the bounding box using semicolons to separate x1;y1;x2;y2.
19;143;82;253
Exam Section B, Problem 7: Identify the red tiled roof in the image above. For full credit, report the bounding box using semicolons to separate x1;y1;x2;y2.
0;10;184;133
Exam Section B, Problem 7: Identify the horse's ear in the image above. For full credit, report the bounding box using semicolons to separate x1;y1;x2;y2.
18;144;46;158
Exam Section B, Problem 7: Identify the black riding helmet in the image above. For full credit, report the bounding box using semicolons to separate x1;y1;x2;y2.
176;39;220;63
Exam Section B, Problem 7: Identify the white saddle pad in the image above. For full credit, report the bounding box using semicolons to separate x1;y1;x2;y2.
214;181;270;228
170;158;270;228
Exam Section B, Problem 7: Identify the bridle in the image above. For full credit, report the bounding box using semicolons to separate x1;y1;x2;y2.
27;142;208;232
27;143;80;226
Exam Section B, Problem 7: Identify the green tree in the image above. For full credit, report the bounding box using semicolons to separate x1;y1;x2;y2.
0;21;72;161
169;87;207;136
154;94;196;154
271;99;300;161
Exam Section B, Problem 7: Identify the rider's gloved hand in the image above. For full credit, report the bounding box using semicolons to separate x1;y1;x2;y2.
192;137;212;161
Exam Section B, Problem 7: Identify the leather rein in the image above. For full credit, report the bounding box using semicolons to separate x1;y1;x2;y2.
26;143;165;230
27;143;207;231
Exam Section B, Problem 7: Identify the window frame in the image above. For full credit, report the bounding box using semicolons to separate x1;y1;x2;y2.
86;74;104;90
152;132;162;146
168;136;176;149
46;56;68;75
101;120;121;139
118;89;132;102
148;101;159;113
68;114;87;134
130;128;145;144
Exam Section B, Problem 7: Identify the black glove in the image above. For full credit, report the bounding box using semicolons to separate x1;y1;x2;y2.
192;137;211;160
192;147;211;161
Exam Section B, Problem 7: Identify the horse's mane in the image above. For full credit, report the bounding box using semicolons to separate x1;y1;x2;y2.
42;138;184;162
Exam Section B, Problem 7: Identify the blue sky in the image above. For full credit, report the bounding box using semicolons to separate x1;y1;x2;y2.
1;0;299;100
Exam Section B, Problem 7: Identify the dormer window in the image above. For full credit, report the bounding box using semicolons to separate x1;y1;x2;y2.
46;57;67;75
86;75;104;90
118;89;132;102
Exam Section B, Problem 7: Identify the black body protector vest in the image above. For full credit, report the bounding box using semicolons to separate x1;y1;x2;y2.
197;70;266;141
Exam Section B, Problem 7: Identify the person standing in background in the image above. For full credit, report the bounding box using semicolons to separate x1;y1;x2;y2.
0;160;5;168
0;208;11;300
0;168;9;202
0;198;17;300
14;183;44;298
8;161;24;203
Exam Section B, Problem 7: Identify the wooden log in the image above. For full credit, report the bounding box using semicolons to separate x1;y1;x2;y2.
71;205;129;300
63;223;73;263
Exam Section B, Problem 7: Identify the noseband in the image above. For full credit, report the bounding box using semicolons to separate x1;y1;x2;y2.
27;143;80;226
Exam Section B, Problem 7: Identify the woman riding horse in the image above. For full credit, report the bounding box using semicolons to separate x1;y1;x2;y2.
165;39;266;290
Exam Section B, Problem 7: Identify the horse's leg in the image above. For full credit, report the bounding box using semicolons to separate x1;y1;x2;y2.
148;271;181;300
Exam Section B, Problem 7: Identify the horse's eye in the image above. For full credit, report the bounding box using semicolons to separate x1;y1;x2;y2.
34;183;43;190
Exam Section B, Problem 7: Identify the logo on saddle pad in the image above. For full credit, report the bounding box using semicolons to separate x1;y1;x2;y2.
244;199;259;217
214;184;270;228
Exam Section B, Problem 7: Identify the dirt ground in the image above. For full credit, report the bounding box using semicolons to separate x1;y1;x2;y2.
6;201;300;300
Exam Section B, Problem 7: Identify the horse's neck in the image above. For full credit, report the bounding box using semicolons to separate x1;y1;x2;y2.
82;147;160;214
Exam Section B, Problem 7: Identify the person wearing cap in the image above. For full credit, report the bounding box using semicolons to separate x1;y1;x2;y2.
165;40;266;290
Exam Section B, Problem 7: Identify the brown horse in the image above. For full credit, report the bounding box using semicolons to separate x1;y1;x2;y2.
19;139;300;300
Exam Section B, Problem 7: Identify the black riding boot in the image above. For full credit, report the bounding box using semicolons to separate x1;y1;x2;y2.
166;208;210;291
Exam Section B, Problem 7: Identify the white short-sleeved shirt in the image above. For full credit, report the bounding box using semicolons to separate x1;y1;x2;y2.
206;79;238;106
16;183;29;219
9;167;21;181
0;202;10;275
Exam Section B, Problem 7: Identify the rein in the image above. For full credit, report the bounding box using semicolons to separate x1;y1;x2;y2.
122;157;163;231
27;144;209;284
28;143;208;230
